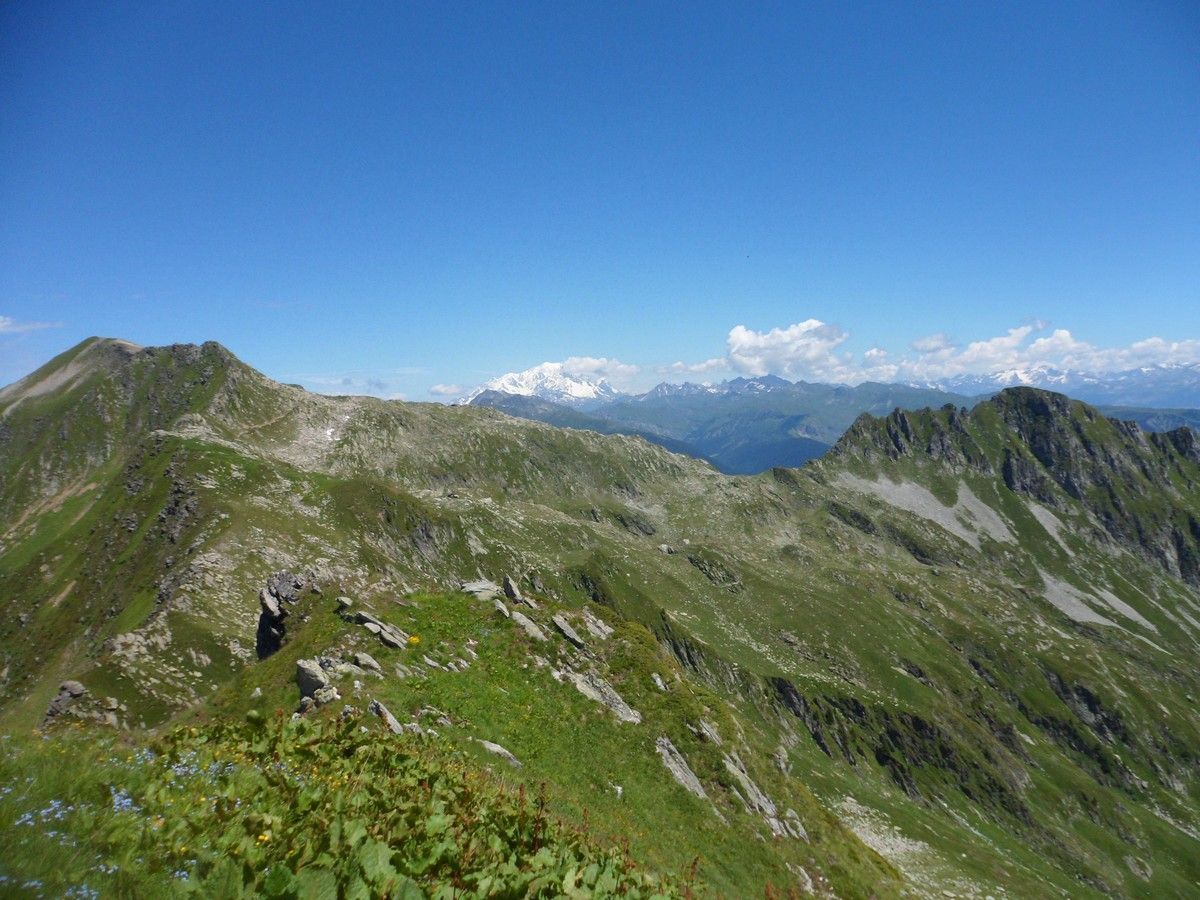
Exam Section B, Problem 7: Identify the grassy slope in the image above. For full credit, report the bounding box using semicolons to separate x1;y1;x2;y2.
2;341;1199;897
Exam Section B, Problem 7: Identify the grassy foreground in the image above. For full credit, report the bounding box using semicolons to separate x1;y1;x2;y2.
0;713;687;899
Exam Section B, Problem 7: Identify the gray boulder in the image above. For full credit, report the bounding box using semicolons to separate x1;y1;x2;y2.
460;579;501;601
567;671;641;723
551;614;586;649
355;610;408;647
368;698;404;734
511;610;547;642
266;571;305;603
377;623;408;649
722;752;800;838
42;680;88;725
312;685;340;707
478;739;522;767
581;607;614;640
503;575;537;609
296;658;329;698
353;651;383;673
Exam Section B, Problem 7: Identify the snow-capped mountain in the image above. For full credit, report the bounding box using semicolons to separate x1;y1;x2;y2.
460;363;619;407
931;365;1073;395
637;381;718;401
930;363;1200;407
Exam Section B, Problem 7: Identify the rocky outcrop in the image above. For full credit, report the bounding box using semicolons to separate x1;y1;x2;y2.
723;752;806;839
296;659;329;698
551;614;586;649
42;680;87;725
686;549;742;592
503;575;537;609
353;651;383;673
354;611;409;648
368;698;404;734
255;571;317;659
655;737;706;798
478;739;522;767
567;671;641;723
511;610;547;642
460;579;500;601
581;607;614;640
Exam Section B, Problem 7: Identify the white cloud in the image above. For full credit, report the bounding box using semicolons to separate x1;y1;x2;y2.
910;333;952;353
666;318;1200;386
661;357;727;375
726;319;851;379
0;315;60;334
439;317;1200;399
560;356;639;381
286;368;422;399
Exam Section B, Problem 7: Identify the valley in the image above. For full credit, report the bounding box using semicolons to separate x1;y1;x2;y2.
1;338;1199;897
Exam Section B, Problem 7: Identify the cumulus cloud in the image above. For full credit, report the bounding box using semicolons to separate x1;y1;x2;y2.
910;333;952;353
726;319;851;379
0;315;60;334
429;383;465;397
901;326;1200;382
661;357;728;375
560;356;639;381
457;318;1200;398
665;319;1200;386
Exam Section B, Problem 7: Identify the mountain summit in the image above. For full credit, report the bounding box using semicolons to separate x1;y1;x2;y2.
459;362;618;406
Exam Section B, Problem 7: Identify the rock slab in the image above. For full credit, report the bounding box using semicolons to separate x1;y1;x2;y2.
656;737;706;798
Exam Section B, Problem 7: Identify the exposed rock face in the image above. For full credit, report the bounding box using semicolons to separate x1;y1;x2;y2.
478;739;522;767
834;388;1200;584
503;574;537;609
655;737;706;798
354;611;409;648
551;614;586;649
42;680;87;725
511;610;547;642
686;550;742;592
567;671;641;723
266;571;306;603
369;698;404;734
353;651;383;673
460;579;500;601
581;607;614;640
256;571;316;659
722;752;804;839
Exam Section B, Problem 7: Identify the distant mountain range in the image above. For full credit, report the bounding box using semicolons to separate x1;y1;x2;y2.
465;363;1200;473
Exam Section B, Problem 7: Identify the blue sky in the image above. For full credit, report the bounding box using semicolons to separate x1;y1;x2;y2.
1;1;1197;397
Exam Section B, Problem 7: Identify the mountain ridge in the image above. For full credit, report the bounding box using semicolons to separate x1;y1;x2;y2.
2;337;1199;897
